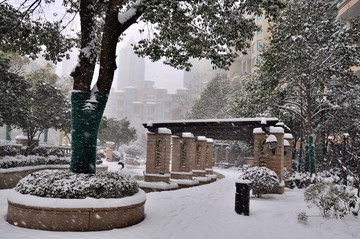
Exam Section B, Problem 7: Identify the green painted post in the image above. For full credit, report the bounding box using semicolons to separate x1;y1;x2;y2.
5;124;11;140
70;91;108;174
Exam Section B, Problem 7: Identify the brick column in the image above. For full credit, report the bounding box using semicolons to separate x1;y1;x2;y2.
253;128;266;167
192;136;207;177
253;127;285;194
205;138;214;175
171;133;194;180
267;127;285;194
144;128;172;183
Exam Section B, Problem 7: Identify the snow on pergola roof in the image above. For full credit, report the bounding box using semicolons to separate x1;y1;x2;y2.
143;117;279;141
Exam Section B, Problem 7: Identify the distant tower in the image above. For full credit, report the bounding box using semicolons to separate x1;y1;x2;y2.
183;59;217;101
116;43;145;90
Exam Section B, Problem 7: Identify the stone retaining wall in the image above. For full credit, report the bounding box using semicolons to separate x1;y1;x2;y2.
7;190;145;231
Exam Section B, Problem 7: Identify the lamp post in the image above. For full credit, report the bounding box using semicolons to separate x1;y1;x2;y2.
284;139;290;156
266;134;277;155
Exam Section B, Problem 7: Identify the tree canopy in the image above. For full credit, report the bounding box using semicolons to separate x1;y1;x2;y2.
233;0;360;138
2;0;287;173
189;73;235;119
98;117;137;150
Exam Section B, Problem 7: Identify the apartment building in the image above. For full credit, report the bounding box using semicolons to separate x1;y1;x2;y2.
229;0;360;82
228;14;271;83
337;0;360;76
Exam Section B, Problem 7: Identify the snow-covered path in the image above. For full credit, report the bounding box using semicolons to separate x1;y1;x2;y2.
0;167;359;239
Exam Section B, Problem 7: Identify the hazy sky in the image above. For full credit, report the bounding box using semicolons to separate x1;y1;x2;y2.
56;22;184;94
144;58;184;94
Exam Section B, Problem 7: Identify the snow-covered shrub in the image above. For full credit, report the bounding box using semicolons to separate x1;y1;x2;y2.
0;155;71;168
0;145;19;157
15;169;139;199
304;183;358;219
297;211;308;225
239;166;280;198
238;164;250;172
112;150;123;162
284;167;295;189
290;172;314;188
289;170;345;189
29;146;49;157
48;148;66;157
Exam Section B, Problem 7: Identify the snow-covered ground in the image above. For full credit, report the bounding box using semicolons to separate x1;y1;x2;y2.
0;164;359;239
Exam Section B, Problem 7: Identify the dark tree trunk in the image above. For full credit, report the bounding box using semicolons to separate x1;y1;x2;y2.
69;0;143;173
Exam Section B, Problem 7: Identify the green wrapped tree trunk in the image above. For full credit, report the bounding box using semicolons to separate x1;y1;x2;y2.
70;91;108;173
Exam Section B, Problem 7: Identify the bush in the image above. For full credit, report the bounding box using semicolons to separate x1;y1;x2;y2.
112;150;123;162
15;169;139;199
0;155;70;168
0;145;19;157
289;170;350;189
29;146;49;157
48;148;66;157
239;166;280;198
297;211;308;225
304;183;358;219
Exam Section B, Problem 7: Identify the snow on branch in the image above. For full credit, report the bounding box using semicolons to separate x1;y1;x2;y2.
118;0;142;24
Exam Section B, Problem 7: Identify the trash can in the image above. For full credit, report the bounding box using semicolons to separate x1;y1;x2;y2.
235;180;251;216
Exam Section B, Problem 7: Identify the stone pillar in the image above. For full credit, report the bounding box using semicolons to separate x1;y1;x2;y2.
171;133;195;180
284;133;294;174
58;129;64;146
267;127;285;194
144;128;172;183
205;138;214;175
105;142;115;162
253;127;285;194
253;128;266;167
192;136;207;177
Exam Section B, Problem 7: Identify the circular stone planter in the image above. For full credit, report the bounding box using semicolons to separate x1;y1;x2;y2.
7;189;146;231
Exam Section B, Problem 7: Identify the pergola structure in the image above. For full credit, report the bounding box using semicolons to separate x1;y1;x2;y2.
141;117;292;194
143;117;280;141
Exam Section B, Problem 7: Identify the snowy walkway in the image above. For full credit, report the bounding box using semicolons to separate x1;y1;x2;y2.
0;167;359;239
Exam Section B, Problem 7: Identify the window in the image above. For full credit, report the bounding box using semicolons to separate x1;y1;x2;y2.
257;28;262;36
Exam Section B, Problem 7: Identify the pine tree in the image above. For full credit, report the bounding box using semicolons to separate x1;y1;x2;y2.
254;0;360;138
189;73;235;119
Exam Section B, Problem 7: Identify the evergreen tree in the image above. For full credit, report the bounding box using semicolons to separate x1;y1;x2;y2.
98;117;137;150
253;0;359;138
189;73;235;119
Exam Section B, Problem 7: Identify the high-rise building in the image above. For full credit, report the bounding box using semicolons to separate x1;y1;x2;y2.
104;44;189;136
116;43;145;90
338;0;360;76
228;14;271;83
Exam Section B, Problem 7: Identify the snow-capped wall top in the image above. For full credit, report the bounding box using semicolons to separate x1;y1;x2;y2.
197;136;207;141
253;127;265;134
284;133;294;139
269;126;284;134
158;128;172;135
182;132;194;138
207;138;214;143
